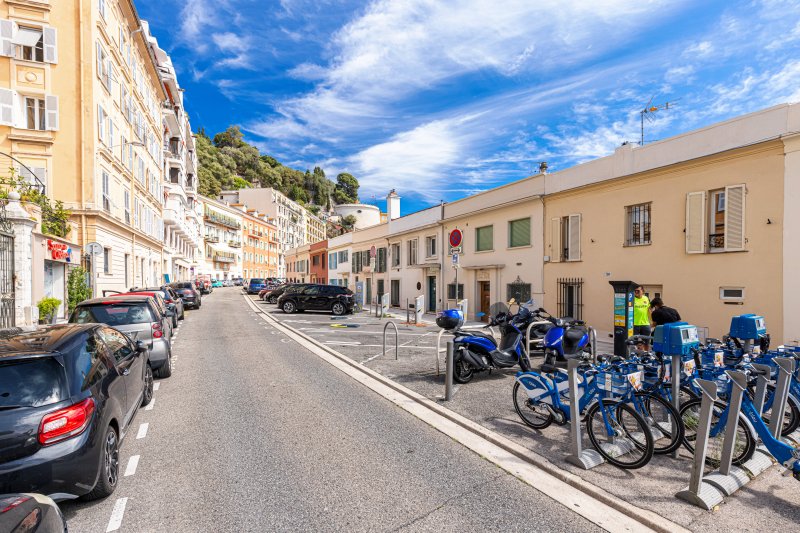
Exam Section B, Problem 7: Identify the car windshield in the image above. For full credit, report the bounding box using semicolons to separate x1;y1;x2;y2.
0;358;69;408
71;303;155;325
250;279;265;284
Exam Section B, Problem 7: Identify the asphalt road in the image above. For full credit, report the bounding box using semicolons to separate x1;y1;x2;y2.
61;289;601;532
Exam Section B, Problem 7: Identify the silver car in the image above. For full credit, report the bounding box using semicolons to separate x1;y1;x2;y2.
69;295;174;378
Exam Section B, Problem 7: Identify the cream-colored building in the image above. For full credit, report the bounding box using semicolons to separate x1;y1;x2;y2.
1;0;169;295
220;187;323;278
327;232;352;287
144;21;200;283
198;195;242;280
542;103;800;344
286;243;310;283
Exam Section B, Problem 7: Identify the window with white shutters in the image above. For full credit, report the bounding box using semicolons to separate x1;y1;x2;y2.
724;184;746;251
97;105;106;144
25;97;45;130
43;26;57;63
15;26;43;62
45;95;58;131
0;20;15;58
550;217;561;262
567;214;581;261
124;190;130;224
685;191;706;254
0;88;14;126
101;171;110;212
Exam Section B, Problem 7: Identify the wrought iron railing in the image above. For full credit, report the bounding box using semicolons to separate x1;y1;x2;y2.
709;233;724;249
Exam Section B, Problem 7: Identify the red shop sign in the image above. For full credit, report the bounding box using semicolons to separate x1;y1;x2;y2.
47;240;72;262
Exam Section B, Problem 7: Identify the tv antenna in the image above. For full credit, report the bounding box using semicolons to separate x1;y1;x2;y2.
640;97;678;145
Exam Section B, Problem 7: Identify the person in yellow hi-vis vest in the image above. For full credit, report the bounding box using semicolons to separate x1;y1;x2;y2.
633;285;652;349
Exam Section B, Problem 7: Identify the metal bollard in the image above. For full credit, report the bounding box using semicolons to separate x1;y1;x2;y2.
445;340;454;401
719;371;746;476
383;321;399;360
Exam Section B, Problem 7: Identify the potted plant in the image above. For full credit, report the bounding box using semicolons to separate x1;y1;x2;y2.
37;297;62;324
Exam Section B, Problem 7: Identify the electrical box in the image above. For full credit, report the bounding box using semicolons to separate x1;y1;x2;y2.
653;322;700;356
729;314;766;340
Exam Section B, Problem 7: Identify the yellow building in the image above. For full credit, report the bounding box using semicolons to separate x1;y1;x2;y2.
0;0;168;296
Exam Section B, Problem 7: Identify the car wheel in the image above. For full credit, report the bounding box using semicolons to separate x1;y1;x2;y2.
331;302;346;316
282;300;296;313
82;426;119;501
179;309;185;320
141;364;154;406
269;295;278;304
155;348;173;378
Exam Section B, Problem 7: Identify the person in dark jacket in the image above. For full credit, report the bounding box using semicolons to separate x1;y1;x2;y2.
650;297;681;326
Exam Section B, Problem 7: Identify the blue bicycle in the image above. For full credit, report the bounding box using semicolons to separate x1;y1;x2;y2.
513;357;655;469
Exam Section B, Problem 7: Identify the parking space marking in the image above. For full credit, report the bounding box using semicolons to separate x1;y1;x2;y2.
136;423;149;439
323;341;362;346
106;497;128;532
145;398;155;411
153;382;160;391
124;455;140;477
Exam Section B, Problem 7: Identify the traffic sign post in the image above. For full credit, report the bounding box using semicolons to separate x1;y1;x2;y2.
448;229;463;256
86;242;102;298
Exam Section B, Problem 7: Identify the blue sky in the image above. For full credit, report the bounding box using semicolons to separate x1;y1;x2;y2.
137;0;800;213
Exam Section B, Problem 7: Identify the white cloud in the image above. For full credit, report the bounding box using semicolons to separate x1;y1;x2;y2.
665;65;696;84
683;40;714;58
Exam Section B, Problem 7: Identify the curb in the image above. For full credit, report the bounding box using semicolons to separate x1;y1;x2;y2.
245;296;688;533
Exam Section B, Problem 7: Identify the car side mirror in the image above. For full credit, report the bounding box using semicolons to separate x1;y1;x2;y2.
135;340;147;354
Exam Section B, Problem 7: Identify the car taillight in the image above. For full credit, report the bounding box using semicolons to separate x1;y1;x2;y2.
152;322;163;338
38;398;95;446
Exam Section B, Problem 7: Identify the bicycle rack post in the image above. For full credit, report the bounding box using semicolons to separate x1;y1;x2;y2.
435;329;446;375
524;320;549;359
383;321;399;360
670;355;682;459
750;363;772;416
445;340;454;401
565;358;604;469
768;357;794;437
676;378;725;510
704;370;750;496
589;327;597;363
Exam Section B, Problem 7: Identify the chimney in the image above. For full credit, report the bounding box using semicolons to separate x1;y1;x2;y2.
387;189;401;220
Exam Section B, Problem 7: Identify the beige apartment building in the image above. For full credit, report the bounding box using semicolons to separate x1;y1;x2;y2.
0;0;168;295
543;103;800;344
199;195;242;280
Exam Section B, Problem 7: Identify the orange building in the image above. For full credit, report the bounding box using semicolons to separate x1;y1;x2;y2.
310;240;328;284
239;208;279;279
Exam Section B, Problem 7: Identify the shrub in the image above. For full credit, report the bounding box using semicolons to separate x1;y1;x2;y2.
67;267;92;313
37;297;62;324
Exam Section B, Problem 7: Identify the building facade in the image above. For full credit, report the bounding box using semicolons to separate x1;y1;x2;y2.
309;240;327;284
199;195;242;280
239;208;279;279
220;187;324;278
286;243;309;283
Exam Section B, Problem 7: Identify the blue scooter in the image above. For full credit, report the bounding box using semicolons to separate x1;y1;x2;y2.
437;306;532;384
535;309;592;372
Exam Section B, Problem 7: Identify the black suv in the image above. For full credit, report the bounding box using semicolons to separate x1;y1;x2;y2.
169;281;202;309
0;324;152;501
277;284;354;315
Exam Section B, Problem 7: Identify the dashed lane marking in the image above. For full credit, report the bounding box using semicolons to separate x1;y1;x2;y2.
153;382;160;391
106;497;128;532
124;455;140;476
136;423;149;439
145;398;155;411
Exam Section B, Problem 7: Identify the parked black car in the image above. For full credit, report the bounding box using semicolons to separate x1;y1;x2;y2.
0;493;67;532
277;284;354;315
264;284;292;304
169;281;202;310
0;324;152;501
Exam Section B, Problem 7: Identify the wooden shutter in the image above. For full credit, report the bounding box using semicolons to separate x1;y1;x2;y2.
45;95;58;131
43;26;57;63
510;218;531;247
0;88;13;126
568;214;581;261
0;20;15;58
724;184;745;251
550;218;561;262
685;191;706;254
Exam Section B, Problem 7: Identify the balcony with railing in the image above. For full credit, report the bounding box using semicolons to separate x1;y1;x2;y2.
709;233;724;249
228;240;242;248
204;234;220;243
213;254;235;263
204;210;240;230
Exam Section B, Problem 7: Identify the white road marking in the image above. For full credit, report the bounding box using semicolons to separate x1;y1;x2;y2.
153;382;160;391
124;455;140;476
324;341;362;346
280;338;291;343
136;423;149;439
106;497;128;532
145;398;155;411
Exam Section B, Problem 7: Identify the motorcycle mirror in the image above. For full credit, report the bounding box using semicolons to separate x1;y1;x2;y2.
476;312;486;318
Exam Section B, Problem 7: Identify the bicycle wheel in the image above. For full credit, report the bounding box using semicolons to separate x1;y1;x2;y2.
585;399;654;469
679;398;756;467
512;381;554;429
632;392;684;454
758;386;800;437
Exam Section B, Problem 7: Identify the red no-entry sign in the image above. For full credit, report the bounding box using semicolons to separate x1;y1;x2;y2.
449;229;463;248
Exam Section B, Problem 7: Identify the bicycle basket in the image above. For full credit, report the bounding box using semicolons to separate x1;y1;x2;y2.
596;369;644;396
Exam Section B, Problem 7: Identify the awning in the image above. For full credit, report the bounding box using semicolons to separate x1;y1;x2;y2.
461;264;506;270
12;28;41;47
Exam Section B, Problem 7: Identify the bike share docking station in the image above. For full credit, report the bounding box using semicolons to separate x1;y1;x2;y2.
609;280;637;358
676;354;796;509
565;358;605;469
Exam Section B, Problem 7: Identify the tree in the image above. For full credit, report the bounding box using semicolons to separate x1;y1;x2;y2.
213;126;245;149
67;267;92;313
334;173;359;204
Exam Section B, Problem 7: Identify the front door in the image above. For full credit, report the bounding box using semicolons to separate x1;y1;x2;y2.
390;280;400;307
479;281;491;323
427;276;436;312
377;279;385;302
